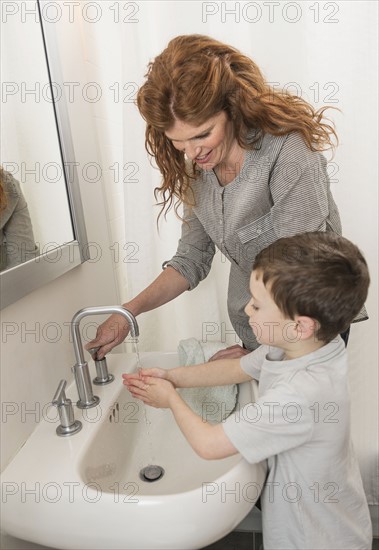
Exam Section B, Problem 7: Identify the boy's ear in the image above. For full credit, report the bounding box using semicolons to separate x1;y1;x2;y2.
294;316;319;340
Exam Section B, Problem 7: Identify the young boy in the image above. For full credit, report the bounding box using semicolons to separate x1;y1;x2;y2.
123;231;372;549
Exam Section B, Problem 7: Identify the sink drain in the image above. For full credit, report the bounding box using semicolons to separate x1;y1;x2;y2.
139;465;165;482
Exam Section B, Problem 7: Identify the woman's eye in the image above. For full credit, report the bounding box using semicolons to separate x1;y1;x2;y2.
196;132;210;139
252;304;259;311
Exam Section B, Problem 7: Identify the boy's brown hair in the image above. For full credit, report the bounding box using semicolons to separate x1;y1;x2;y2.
253;232;370;342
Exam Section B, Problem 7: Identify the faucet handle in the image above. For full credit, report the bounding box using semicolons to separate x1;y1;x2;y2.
88;348;114;386
88;347;100;360
52;379;68;407
52;379;82;437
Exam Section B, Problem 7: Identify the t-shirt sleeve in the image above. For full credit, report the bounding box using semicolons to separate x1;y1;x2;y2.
223;383;313;464
240;344;270;381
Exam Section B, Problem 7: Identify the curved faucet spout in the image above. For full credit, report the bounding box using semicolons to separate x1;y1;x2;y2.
70;306;139;409
71;306;139;365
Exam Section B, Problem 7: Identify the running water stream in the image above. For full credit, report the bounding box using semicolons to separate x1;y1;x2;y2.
132;339;155;465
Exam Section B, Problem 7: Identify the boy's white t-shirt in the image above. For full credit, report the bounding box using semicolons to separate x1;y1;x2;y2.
223;337;372;550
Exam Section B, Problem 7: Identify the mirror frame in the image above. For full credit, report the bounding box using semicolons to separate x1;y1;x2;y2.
0;0;90;310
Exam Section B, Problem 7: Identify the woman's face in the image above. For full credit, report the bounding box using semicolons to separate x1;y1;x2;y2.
165;111;238;170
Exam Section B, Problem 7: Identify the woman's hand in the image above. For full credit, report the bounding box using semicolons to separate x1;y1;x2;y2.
124;375;176;409
208;344;250;361
85;313;131;359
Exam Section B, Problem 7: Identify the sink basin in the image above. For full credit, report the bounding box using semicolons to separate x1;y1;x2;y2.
1;352;267;550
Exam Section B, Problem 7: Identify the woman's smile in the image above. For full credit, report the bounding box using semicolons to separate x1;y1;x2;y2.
195;150;213;164
165;111;242;174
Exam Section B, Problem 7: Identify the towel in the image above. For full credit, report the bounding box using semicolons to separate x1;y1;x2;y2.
177;338;238;423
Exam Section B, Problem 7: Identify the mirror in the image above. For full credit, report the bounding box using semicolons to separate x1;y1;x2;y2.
0;0;89;309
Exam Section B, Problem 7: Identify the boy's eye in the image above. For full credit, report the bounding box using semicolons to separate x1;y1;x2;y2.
251;304;259;311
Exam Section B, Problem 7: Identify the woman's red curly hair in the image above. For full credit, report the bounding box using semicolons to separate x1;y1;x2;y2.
136;34;338;219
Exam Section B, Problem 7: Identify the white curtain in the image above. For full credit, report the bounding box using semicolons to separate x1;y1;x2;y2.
121;1;378;351
84;1;378;507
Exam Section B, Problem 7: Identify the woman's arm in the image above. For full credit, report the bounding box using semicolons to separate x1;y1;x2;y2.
125;266;190;315
86;266;189;358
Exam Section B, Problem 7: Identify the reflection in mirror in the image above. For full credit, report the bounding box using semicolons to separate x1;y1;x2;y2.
1;0;74;269
0;167;39;271
0;0;89;309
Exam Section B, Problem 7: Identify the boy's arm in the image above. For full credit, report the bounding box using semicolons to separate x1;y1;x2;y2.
123;357;252;389
122;352;255;388
127;376;238;460
169;390;238;459
168;358;252;387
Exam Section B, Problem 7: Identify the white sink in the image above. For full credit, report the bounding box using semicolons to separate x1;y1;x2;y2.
1;352;267;550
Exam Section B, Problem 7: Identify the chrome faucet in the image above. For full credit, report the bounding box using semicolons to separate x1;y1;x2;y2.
70;306;139;409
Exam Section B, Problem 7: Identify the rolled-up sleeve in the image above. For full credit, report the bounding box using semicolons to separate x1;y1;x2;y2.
166;203;215;290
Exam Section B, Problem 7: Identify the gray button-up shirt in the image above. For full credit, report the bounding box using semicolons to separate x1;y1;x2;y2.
1;171;39;271
167;131;364;349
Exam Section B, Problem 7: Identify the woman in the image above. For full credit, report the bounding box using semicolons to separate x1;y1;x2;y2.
0;167;38;271
87;34;363;359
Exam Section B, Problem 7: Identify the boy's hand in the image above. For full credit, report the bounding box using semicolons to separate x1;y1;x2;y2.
124;376;176;409
122;367;169;384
